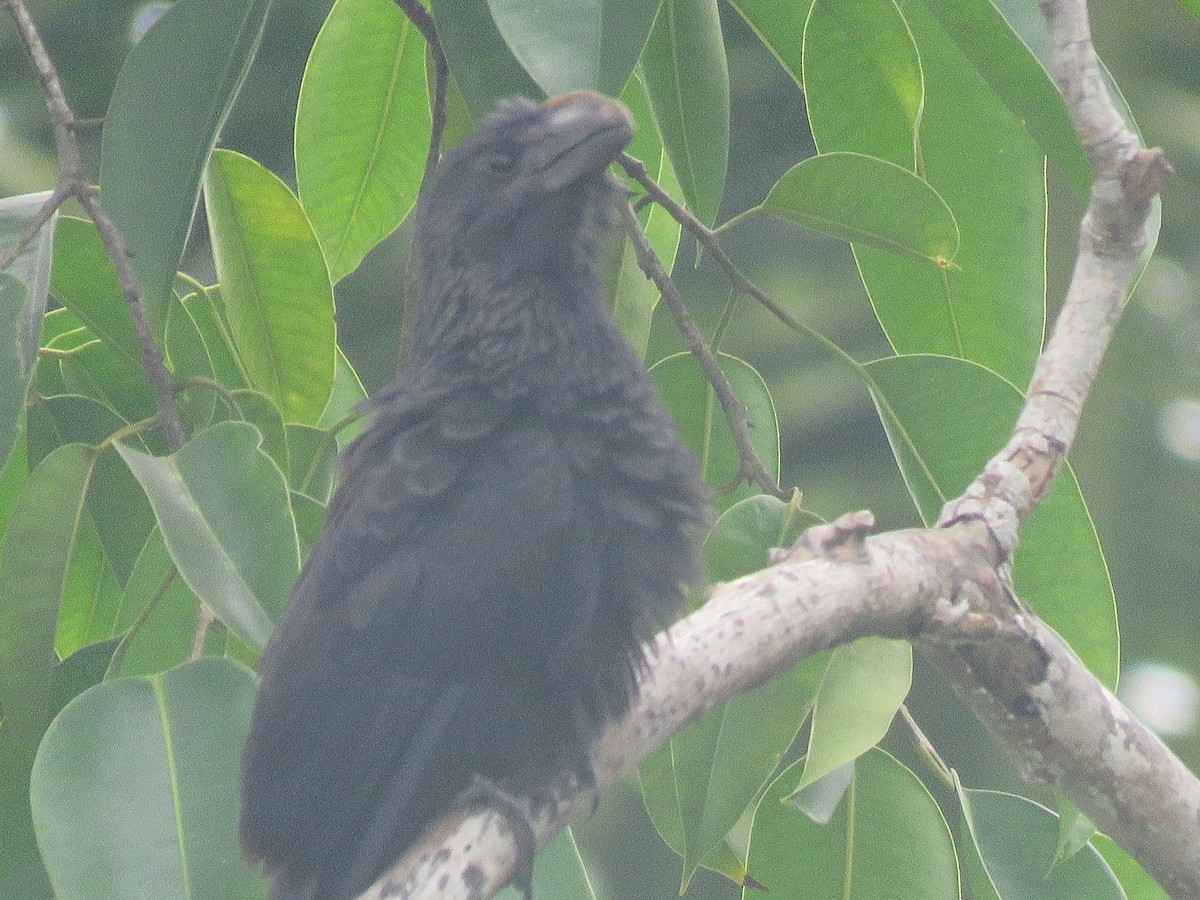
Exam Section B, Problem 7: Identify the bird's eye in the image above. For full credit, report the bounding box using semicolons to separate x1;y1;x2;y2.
486;151;516;173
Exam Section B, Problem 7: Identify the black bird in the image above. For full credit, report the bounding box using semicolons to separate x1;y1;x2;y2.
239;91;709;900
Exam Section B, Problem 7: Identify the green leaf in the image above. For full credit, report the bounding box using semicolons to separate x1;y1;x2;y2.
496;827;601;899
0;191;56;366
1091;834;1169;900
806;0;1046;386
488;0;661;98
749;749;959;899
0;444;97;753
701;493;818;586
610;69;684;360
56;342;158;427
286;424;337;503
640;494;823;888
108;529;203;678
55;513;122;659
116;421;301;650
297;0;431;282
49;217;139;366
957;783;1122;900
651;351;779;512
820;0;924;129
727;0;811;90
866;354;1119;687
1053;799;1095;869
920;0;1091;198
26;393;157;586
640;0;730;226
430;0;541;117
641;651;825;889
802;0;919;168
318;347;369;449
794;636;911;790
99;0;271;335
0;190;58;470
744;152;959;266
0;730;53;900
30;658;266;900
204;149;337;425
50;640;121;722
227;389;290;476
179;285;249;391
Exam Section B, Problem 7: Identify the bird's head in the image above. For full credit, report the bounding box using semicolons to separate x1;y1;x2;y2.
410;93;633;358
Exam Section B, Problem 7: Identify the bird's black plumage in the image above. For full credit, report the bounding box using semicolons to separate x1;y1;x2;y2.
239;92;709;900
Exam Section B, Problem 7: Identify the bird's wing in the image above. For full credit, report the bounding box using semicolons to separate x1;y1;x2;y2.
241;416;610;899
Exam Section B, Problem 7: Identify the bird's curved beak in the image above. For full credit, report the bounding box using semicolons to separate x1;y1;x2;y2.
530;91;634;192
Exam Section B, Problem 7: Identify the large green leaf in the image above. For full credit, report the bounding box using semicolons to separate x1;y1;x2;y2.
748;749;959;899
108;529;204;678
49;217;139;366
1091;834;1169;900
641;495;822;888
957;784;1122;900
741;152;959;266
99;0;271;335
488;0;661;98
866;354;1118;687
0;190;58;469
0;444;96;753
920;0;1091;197
802;0;919;168
116;421;301;650
805;0;1046;386
496;828;600;900
727;0;812;90
795;636;912;790
640;0;729;226
30;658;266;900
318;347;369;449
0;730;52;900
430;0;541;117
651;352;779;513
27;393;157;587
296;0;430;282
204;150;337;425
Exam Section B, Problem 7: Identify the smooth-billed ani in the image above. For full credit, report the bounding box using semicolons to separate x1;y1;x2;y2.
239;91;709;900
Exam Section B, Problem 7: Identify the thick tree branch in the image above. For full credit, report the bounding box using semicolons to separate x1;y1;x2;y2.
359;0;1195;897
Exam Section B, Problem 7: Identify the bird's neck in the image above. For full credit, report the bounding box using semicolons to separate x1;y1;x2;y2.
414;260;629;401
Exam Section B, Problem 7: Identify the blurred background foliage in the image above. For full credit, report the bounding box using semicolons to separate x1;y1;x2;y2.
2;1;1198;897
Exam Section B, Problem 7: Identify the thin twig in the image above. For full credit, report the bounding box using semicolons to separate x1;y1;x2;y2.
3;0;185;452
619;200;786;500
394;0;449;371
898;704;953;789
618;152;810;337
393;0;447;203
189;604;216;661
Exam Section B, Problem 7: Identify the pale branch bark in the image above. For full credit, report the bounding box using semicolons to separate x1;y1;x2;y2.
2;0;185;452
361;0;1197;897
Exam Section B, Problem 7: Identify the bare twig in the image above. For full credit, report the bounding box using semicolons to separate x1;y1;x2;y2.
3;0;185;452
618;152;811;338
619;200;786;500
393;0;447;202
394;0;449;370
